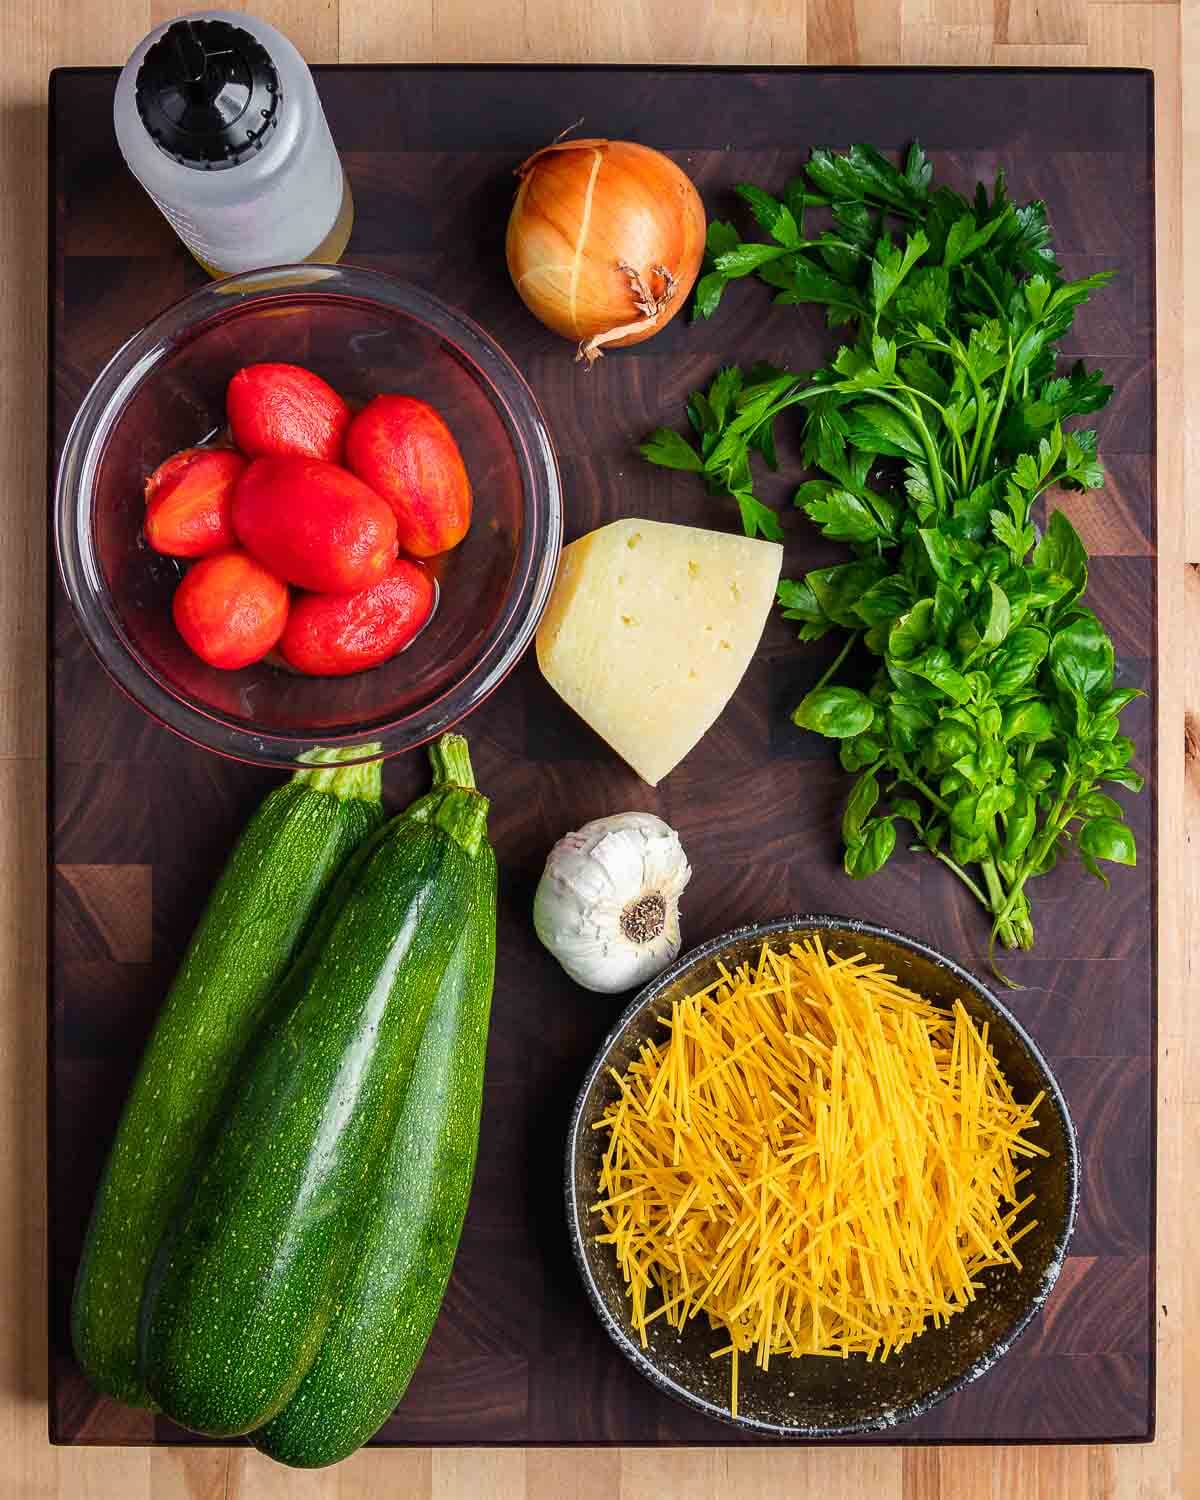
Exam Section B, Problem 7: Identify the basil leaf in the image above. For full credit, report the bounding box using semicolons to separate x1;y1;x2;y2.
918;528;956;583
840;732;883;772
887;700;933;752
843;772;881;843
1089;714;1120;743
1001;699;1054;741
1049;612;1115;704
929;721;976;768
1002;786;1037;860
1033;508;1088;601
907;646;970;703
793;686;876;739
932;581;960;638
950;793;985;837
989;626;1050;697
1093;687;1144;719
1079;849;1110;888
1074;790;1125;820
844;818;897;878
889;599;936;661
1023;756;1056;794
853;576;914;627
807;558;891;628
891;796;924;823
1104;767;1146;792
1078;816;1137;867
980;581;1013;649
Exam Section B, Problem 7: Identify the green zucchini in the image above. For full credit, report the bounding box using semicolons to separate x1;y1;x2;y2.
71;750;384;1408
254;789;498;1467
138;735;490;1437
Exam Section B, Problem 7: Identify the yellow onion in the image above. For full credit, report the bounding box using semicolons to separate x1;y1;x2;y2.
506;138;707;364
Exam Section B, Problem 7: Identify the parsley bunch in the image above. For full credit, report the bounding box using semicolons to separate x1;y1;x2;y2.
639;144;1141;973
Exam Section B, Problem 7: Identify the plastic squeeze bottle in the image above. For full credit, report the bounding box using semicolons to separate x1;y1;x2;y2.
114;11;353;277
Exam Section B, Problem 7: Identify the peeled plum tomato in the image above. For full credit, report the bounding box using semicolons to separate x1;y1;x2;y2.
172;549;289;670
280;559;435;677
226;363;351;463
143;447;245;558
232;456;398;594
344;395;472;558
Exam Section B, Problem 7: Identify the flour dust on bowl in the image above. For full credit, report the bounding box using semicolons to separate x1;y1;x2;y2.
565;915;1078;1436
53;263;562;768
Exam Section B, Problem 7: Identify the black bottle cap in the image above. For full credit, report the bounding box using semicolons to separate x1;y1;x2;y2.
135;18;280;171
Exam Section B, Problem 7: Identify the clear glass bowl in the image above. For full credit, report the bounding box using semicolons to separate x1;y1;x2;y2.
54;264;562;767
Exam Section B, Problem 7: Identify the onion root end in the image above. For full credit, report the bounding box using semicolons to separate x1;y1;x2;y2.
576;262;679;367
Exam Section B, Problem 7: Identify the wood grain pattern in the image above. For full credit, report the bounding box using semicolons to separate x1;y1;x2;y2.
0;2;1191;1499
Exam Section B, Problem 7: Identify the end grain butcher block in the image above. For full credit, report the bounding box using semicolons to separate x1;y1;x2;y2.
49;64;1156;1446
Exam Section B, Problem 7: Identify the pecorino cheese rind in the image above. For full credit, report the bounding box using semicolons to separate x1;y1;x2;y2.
535;518;783;785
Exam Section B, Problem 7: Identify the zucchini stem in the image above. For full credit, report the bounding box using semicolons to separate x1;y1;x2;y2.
429;733;476;791
293;745;383;803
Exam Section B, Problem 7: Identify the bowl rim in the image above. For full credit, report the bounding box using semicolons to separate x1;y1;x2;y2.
53;262;563;768
564;912;1080;1438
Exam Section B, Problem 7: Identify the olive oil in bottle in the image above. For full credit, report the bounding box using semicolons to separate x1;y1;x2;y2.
114;11;353;277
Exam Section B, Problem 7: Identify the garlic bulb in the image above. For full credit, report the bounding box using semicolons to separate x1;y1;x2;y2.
533;813;692;993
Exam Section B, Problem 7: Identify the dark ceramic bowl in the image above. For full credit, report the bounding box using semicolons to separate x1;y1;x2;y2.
565;915;1078;1437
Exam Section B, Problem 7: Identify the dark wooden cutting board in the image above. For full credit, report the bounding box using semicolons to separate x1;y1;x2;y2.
49;64;1156;1446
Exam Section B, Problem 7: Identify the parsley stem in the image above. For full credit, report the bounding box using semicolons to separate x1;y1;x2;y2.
952;428;969;491
965;264;1008;320
962;370;990;484
974;342;1014;478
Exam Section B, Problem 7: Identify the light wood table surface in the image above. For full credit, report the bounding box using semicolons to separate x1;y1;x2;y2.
2;2;1194;1496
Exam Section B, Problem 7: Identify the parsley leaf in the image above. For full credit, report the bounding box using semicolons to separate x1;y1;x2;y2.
636;429;704;472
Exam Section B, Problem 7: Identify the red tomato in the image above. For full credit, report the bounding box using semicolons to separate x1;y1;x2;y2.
172;549;289;670
226;363;351;463
344;395;472;558
144;447;245;558
232;456;398;593
279;558;436;677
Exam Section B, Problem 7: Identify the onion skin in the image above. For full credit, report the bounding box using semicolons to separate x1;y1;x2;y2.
505;138;707;362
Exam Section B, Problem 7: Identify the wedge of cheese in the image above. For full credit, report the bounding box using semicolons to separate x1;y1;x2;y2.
536;518;783;785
